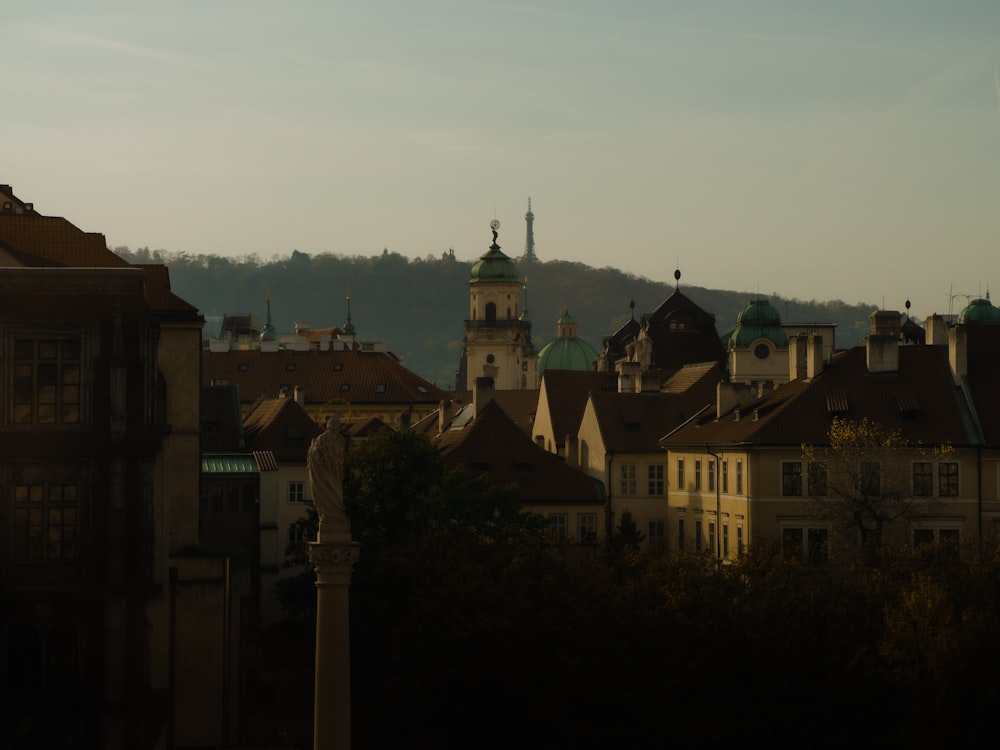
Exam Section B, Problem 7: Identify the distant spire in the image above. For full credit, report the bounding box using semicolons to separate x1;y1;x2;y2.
344;291;356;336
524;197;536;261
260;289;277;341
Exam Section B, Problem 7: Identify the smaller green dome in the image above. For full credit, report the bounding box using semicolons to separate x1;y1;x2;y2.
538;338;599;375
729;299;789;349
958;297;1000;325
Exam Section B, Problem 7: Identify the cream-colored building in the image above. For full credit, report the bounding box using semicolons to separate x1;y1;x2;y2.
663;329;983;560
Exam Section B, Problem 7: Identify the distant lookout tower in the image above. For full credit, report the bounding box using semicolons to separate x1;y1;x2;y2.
523;198;536;261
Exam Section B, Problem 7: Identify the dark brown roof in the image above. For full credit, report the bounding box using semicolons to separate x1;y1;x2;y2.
0;214;129;268
242;397;323;462
434;400;605;505
138;264;201;316
539;370;617;442
663;345;976;449
589;390;713;453
661;361;722;401
202;348;448;407
642;288;726;375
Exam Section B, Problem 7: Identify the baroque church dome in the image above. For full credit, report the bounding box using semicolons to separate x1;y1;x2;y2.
958;296;1000;325
538;309;599;375
729;299;789;349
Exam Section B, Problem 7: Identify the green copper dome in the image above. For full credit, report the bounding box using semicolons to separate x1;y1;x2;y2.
729;299;789;349
538;337;600;375
470;224;519;283
958;297;1000;325
538;307;598;375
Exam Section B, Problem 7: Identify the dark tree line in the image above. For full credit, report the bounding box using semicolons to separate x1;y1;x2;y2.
114;245;878;386
268;430;1000;750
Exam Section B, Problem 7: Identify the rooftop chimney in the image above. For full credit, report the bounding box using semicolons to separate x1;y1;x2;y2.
564;435;579;468
438;399;453;433
866;334;899;373
925;314;948;346
806;334;824;379
474;376;495;417
949;325;967;385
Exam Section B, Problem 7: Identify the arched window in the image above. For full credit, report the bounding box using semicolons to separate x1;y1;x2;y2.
485;302;497;324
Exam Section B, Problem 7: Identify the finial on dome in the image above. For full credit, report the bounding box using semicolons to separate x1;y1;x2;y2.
490;218;500;249
674;268;681;289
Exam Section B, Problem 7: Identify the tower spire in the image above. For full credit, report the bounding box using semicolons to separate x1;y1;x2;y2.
524;197;536;261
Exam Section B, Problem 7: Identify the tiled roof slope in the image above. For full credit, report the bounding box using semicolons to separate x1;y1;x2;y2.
661;361;723;401
663;345;976;449
540;370;617;442
964;326;1000;446
0;214;129;268
589;390;714;454
435;400;605;505
137;264;201;315
202;348;447;406
242;397;323;462
201;385;246;452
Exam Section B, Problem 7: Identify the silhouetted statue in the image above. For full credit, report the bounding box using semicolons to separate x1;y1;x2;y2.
308;415;351;542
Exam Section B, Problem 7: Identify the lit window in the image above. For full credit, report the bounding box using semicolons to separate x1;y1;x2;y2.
12;337;83;425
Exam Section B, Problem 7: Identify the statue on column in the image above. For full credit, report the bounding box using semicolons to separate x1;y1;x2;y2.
308;414;352;542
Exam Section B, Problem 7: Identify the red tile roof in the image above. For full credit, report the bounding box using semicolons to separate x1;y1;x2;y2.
202;348;448;407
434;400;605;505
242;397;323;462
663;345;975;449
539;369;618;442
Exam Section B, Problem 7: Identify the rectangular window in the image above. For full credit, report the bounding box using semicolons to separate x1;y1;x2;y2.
677;458;685;489
736;460;743;495
782;527;828;563
288;481;306;503
722;460;729;493
288;525;307;544
648;520;665;547
694;459;702;491
914;528;960;546
549;513;568;539
737;526;744;555
807;462;828;497
722;524;729;558
619;464;637;496
695;519;702;553
860;461;880;497
913;462;933;497
12;479;79;562
708;460;716;492
939;462;959;497
12;337;83;425
648;464;665;496
782;462;803;496
677;518;685;551
708;522;716;555
577;513;597;543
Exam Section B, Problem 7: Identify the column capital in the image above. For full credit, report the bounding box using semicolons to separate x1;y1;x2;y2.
309;541;361;587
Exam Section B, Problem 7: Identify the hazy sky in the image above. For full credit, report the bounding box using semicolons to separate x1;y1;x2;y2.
4;1;999;319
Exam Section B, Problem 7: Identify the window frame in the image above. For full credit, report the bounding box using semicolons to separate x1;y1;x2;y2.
647;464;664;496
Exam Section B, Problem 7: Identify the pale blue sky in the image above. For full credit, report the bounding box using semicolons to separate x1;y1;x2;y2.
4;1;999;318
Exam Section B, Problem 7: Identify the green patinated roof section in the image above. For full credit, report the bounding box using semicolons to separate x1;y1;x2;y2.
201;456;259;474
469;247;520;283
538;337;600;375
729;299;789;349
958;298;1000;325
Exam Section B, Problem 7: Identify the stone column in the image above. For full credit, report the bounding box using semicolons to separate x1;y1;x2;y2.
309;540;361;750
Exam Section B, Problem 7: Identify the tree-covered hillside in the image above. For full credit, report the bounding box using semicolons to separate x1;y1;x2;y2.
116;246;877;386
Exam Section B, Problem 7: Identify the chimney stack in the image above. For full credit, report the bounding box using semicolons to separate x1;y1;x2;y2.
474;376;495;417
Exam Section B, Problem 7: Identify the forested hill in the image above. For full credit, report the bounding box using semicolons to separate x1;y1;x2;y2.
115;246;878;387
